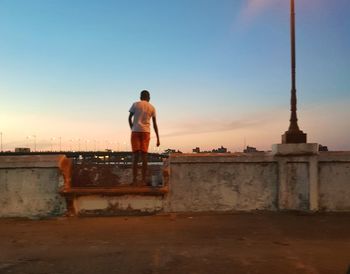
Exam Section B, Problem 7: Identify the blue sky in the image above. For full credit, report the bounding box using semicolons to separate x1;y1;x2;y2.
1;0;349;152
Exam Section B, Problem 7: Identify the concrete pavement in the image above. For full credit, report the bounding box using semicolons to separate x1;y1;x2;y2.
0;213;350;274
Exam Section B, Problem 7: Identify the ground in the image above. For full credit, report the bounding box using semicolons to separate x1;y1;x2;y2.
0;213;349;274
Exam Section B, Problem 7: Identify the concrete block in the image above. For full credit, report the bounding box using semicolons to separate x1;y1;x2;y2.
272;143;319;156
75;195;164;215
166;156;278;212
284;162;309;210
0;155;68;218
319;162;350;211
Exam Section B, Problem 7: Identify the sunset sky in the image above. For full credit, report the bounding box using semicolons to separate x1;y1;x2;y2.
1;0;349;152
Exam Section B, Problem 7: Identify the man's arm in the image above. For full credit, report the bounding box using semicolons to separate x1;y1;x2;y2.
152;116;160;147
128;112;134;129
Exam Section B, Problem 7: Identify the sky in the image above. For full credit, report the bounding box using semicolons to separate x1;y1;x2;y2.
0;0;349;152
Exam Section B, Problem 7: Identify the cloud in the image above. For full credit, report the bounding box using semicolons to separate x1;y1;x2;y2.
236;0;285;26
161;114;270;138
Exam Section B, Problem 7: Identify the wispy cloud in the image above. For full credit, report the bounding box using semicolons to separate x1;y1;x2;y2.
161;115;269;138
236;0;284;26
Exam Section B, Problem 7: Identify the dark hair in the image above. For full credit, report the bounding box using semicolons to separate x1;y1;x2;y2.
140;90;150;100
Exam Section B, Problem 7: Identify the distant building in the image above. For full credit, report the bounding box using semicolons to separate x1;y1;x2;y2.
163;149;182;156
193;146;229;153
192;147;200;153
164;149;176;154
162;148;182;156
243;146;259;153
15;147;30;153
319;145;329;152
212;146;228;153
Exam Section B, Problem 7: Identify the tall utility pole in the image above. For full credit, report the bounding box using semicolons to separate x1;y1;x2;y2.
33;135;37;152
0;132;3;152
51;137;55;152
282;0;307;143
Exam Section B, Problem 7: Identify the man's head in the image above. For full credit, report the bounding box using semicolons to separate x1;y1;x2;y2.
140;90;150;102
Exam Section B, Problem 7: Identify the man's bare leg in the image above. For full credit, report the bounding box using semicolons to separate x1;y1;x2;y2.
132;151;139;184
141;152;148;185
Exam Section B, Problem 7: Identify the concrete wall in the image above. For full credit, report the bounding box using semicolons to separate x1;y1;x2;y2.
75;195;164;216
165;154;278;212
165;148;350;213
318;153;350;211
0;155;69;218
0;148;349;217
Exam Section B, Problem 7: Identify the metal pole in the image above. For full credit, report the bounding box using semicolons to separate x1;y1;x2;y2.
289;0;299;132
282;0;306;143
0;132;2;152
33;135;36;152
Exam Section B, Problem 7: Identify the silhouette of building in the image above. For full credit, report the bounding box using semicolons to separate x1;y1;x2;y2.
319;145;329;152
192;147;200;153
243;146;260;153
163;149;182;156
15;147;30;153
192;146;229;154
212;146;228;153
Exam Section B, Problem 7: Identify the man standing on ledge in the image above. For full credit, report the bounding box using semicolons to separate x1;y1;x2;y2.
129;90;160;185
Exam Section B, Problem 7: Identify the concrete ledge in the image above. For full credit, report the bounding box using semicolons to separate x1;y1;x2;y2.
0;155;69;168
61;186;168;216
272;143;319;156
0;155;69;218
60;186;169;197
1;151;350;217
170;153;275;163
318;151;350;162
75;195;164;216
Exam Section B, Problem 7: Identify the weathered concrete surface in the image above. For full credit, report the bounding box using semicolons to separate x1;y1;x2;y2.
166;154;278;212
166;151;350;213
1;151;350;217
64;162;168;216
75;195;164;215
319;161;350;211
272;143;319;156
0;213;349;274
71;163;163;187
284;162;309;210
0;155;68;218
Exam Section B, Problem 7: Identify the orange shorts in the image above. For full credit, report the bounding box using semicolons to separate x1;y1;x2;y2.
131;132;151;153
